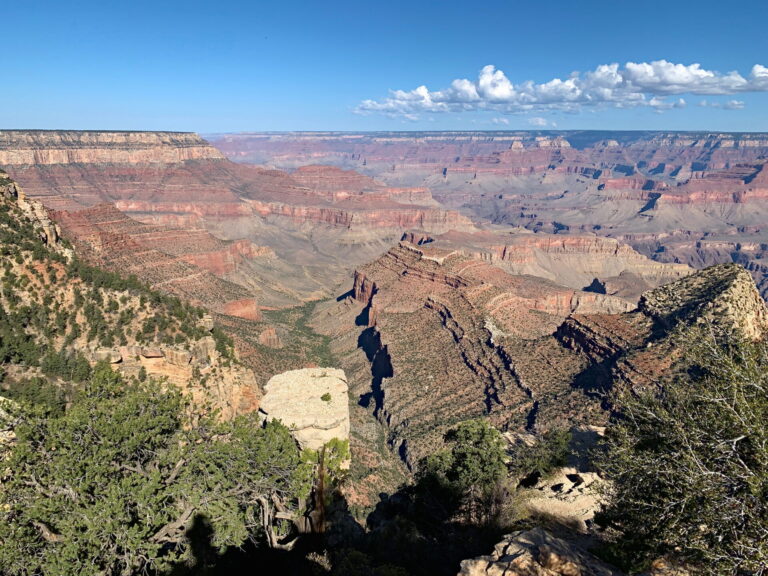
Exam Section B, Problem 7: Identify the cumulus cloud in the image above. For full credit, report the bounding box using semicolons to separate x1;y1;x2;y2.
357;61;766;117
528;117;549;127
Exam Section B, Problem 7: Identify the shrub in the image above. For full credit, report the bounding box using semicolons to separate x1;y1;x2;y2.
0;365;314;576
418;419;508;526
510;428;570;483
595;327;768;574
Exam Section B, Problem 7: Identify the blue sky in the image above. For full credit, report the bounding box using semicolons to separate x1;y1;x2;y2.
2;0;767;132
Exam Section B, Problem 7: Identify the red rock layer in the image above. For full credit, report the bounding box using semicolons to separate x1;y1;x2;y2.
210;131;768;180
51;204;264;319
1;138;471;235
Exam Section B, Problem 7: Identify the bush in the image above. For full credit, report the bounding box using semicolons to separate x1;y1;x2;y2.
418;419;508;526
0;365;314;576
510;428;570;483
595;327;768;574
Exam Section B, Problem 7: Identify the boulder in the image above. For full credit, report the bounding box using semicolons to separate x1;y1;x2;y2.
140;347;165;359
259;368;349;452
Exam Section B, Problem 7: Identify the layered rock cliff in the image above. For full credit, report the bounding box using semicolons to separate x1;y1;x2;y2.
50;203;264;320
322;234;693;467
0;131;476;309
0;130;224;165
212;131;768;306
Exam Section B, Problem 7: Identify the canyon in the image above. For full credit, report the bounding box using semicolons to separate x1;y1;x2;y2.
0;130;745;470
2;130;768;574
0;130;475;312
211;131;768;300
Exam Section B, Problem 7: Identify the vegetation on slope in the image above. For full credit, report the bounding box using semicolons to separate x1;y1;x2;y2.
597;326;768;574
0;176;235;405
0;175;351;575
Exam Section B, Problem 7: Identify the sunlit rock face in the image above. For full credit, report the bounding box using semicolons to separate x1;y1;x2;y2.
259;368;350;451
458;527;622;576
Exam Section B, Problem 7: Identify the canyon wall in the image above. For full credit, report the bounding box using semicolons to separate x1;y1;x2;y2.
325;236;693;467
0;130;224;165
211;131;768;303
0;131;476;309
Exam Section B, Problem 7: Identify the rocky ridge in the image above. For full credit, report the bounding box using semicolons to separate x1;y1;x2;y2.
324;236;765;467
0;172;259;419
312;236;686;467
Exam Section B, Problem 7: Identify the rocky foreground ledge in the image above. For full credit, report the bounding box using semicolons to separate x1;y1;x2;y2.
458;527;621;576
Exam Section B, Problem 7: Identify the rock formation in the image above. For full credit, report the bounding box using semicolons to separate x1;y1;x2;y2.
212;131;768;303
311;234;691;467
458;527;622;576
259;368;350;451
50;203;264;319
322;234;765;468
0;130;224;165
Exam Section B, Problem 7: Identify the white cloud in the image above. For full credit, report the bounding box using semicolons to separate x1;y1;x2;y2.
492;117;510;125
648;97;687;110
356;60;767;117
528;117;549;127
699;99;745;110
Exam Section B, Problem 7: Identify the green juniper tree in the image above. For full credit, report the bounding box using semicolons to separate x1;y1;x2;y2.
0;364;314;576
419;419;508;526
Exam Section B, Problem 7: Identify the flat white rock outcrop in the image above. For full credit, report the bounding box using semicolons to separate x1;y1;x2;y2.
259;368;349;451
